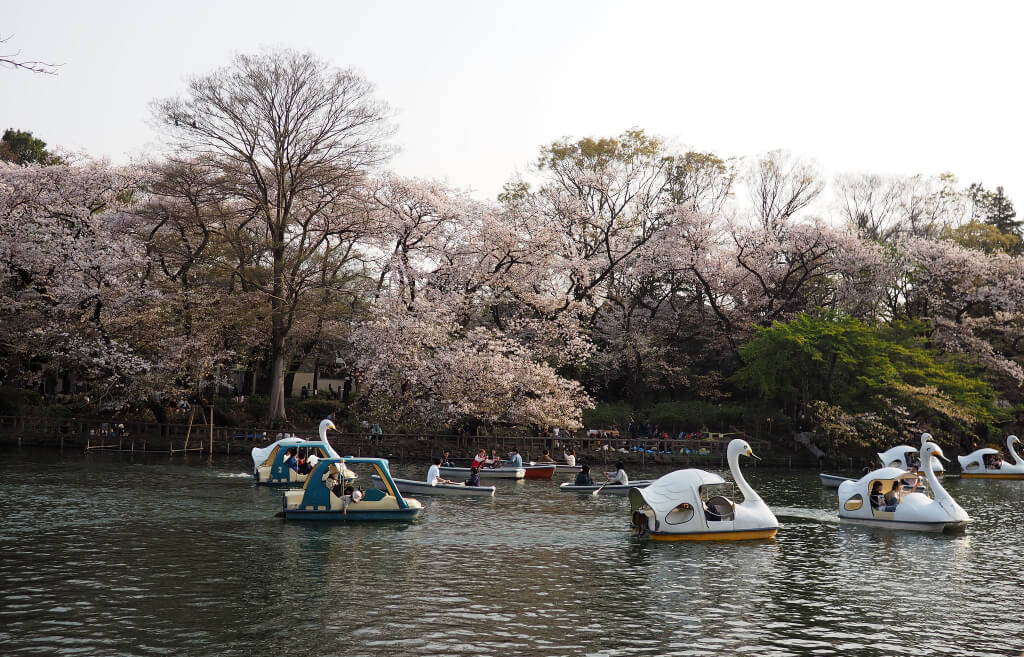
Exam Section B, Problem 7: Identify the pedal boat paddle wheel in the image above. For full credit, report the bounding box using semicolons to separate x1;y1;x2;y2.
252;419;341;485
877;432;945;475
281;457;423;522
958;435;1024;479
838;437;969;533
629;439;779;541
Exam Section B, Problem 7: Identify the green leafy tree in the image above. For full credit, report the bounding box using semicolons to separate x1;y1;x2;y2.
968;183;1020;235
731;313;1004;440
0;129;59;165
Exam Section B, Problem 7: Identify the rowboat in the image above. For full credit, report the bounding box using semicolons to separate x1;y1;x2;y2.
522;464;556;479
372;475;495;497
559;480;654;496
281;457;423;522
629;439;779;541
439;466;525;480
554;463;583;474
958;435;1024;479
819;473;854;488
838;435;968;532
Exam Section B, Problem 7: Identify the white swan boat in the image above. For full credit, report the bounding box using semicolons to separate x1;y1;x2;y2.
371;475;496;497
839;436;969;532
629;439;779;541
251;419;341;485
958;435;1024;479
877;432;945;474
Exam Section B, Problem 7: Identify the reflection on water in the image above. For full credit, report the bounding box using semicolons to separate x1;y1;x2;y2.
0;449;1021;656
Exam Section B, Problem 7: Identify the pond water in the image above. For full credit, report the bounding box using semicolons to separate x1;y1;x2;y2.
0;448;1020;656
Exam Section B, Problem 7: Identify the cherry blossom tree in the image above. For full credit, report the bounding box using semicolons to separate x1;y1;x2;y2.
0;160;151;407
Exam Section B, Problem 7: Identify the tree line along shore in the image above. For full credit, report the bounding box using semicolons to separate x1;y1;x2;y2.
2;49;1023;464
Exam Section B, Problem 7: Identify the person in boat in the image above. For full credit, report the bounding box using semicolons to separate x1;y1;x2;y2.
427;457;456;486
506;447;523;469
283;448;299;472
537;449;555;464
471;449;488;470
441;450;455;467
884;481;902;511
465;467;481;487
870;481;885;509
902;467;923;492
605;462;628;486
324;463;343;497
342;485;363;515
307;452;320;470
574;464;593;486
296;453;311;475
486;449;503;468
564;447;576;467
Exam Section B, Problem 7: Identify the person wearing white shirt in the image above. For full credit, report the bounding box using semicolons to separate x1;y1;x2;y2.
605;462;628;485
427;457;454;485
564;448;576;467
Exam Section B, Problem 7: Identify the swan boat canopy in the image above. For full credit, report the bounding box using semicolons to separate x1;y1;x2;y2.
629;439;779;541
251;419;340;485
838;439;968;533
877;432;945;474
281;457;423;521
371;474;496;497
958;435;1024;479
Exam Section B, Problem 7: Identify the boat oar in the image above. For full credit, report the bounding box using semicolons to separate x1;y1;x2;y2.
592;481;610;496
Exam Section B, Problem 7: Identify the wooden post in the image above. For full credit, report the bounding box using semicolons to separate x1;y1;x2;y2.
182;406;196;452
209;406;214;455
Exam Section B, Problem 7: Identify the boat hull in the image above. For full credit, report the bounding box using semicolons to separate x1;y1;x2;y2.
283;507;422;522
375;476;495;497
554;464;582;474
645;527;778;542
559;481;653;496
439;466;525;479
838;516;968;533
523;465;555;479
819;473;853;488
960;473;1024;479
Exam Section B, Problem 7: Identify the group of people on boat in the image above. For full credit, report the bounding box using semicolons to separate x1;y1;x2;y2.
983;452;1004;469
869;470;924;511
324;462;362;514
283;447;320;475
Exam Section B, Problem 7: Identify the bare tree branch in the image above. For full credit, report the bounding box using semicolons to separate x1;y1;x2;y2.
0;34;62;75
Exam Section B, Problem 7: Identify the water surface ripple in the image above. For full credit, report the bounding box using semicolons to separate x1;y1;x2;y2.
0;449;1020;656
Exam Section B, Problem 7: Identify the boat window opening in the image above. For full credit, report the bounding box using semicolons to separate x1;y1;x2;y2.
665;503;694;525
372;465;397;499
844;494;864;511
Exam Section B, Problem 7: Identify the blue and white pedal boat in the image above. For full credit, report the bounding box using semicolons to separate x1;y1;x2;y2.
282;457;423;522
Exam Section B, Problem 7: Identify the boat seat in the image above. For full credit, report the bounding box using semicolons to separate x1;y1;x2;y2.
704;495;735;522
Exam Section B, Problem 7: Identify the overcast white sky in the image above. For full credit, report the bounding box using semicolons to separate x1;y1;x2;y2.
3;1;1023;205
